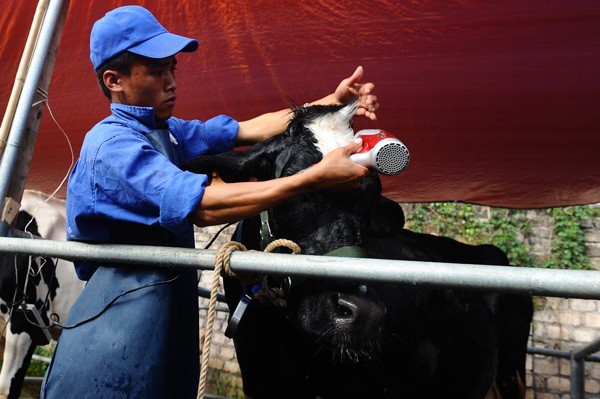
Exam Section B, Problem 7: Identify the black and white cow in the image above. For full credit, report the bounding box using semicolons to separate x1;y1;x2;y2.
184;102;533;399
0;190;84;399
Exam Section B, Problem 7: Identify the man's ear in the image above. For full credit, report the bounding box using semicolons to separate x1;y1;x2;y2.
103;70;123;93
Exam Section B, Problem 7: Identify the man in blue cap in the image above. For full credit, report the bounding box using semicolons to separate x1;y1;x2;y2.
41;5;379;398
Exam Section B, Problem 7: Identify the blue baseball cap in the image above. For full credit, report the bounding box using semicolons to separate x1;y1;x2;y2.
90;6;199;71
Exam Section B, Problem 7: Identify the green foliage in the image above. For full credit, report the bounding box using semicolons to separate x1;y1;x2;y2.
27;342;54;377
542;206;596;270
406;202;533;267
207;368;244;399
487;209;533;268
405;202;596;270
423;203;484;241
407;203;428;234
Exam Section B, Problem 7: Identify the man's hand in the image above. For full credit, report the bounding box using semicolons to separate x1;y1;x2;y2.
308;139;370;191
333;66;379;121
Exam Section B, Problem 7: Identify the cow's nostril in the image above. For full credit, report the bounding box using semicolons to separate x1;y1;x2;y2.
336;296;358;319
337;304;352;317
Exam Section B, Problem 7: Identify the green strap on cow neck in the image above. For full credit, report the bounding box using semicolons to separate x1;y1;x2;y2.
324;245;368;258
259;211;368;258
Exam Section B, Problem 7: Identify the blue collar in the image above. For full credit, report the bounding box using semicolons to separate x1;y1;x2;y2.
110;103;169;132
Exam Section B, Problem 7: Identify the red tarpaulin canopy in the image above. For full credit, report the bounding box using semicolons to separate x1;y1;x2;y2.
1;0;599;208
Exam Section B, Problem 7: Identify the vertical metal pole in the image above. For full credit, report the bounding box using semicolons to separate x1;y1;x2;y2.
0;0;70;236
0;0;70;286
570;336;600;398
0;0;50;156
571;356;584;399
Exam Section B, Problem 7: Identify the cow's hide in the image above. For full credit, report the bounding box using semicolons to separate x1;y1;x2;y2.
0;191;84;399
184;102;533;399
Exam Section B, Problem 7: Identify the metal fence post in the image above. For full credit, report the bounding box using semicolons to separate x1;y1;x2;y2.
571;336;600;398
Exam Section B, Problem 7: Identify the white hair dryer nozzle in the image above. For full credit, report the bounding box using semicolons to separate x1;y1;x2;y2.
350;129;410;175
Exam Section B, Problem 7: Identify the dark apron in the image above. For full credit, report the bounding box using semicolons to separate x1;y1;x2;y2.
41;130;200;399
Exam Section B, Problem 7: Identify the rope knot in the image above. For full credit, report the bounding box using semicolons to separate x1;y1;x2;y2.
216;241;252;281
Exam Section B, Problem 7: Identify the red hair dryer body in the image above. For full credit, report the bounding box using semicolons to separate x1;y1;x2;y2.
350;129;410;175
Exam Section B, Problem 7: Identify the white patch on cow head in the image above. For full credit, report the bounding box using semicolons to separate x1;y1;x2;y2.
306;103;357;156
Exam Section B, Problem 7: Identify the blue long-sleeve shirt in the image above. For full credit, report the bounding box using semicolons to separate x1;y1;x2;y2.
66;103;238;279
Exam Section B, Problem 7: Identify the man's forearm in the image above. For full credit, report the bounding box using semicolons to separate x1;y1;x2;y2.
235;109;294;145
191;138;367;227
190;171;316;226
235;94;346;145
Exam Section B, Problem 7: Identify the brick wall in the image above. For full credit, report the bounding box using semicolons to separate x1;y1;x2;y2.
527;213;600;399
195;223;243;387
529;298;600;399
195;208;600;397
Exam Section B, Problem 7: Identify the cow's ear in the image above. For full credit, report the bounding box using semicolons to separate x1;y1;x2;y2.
183;138;284;182
184;113;325;180
184;152;257;182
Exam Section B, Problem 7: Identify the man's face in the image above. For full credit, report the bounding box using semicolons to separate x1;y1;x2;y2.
112;56;178;122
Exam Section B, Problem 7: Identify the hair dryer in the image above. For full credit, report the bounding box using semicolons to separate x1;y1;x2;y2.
350;129;410;175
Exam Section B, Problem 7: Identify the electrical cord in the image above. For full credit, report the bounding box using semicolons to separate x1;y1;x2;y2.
203;222;235;250
197;222;235;285
11;88;75;314
21;275;179;330
17;192;233;332
24;218;234;331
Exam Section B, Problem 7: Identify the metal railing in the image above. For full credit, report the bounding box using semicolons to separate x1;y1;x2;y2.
3;234;600;398
1;236;600;298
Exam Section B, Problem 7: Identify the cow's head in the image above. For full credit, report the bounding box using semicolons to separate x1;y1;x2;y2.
186;101;396;364
186;101;359;179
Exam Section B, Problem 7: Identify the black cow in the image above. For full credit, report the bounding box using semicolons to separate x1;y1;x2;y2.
184;102;533;399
